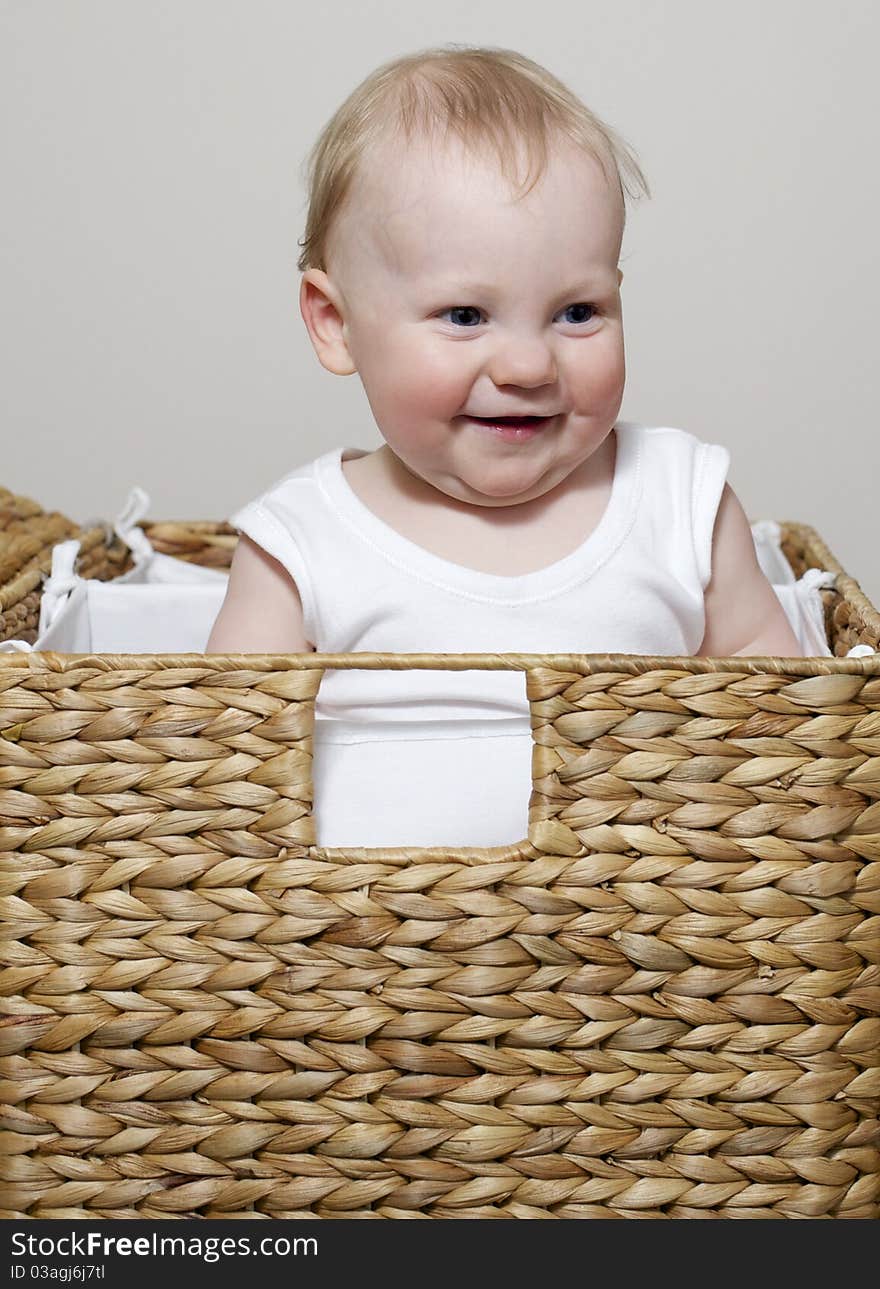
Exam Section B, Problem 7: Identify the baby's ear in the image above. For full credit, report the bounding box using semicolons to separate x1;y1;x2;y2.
299;270;357;376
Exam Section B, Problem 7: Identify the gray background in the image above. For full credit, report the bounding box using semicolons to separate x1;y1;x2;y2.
2;0;877;605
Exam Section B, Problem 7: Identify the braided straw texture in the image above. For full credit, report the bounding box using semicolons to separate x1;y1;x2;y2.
0;491;249;645
0;488;132;645
1;649;879;1219
140;521;238;569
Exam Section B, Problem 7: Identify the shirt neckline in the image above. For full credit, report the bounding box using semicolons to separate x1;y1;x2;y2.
315;421;642;602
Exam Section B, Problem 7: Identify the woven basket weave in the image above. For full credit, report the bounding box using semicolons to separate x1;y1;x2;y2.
0;487;134;645
1;513;879;1219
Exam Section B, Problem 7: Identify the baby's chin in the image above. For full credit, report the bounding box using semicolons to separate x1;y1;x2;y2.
435;458;566;507
386;441;572;508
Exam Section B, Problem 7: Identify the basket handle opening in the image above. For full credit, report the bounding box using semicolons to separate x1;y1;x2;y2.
299;658;574;862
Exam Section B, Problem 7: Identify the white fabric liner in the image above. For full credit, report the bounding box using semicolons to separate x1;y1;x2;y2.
1;486;227;655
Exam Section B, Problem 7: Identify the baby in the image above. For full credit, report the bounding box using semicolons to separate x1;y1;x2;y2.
207;45;803;848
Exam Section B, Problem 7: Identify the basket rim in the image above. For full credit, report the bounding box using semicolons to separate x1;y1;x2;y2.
2;649;879;676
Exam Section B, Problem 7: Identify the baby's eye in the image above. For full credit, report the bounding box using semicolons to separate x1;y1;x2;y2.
560;303;597;325
442;306;484;327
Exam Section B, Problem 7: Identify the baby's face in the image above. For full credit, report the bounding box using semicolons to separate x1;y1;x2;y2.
311;133;626;506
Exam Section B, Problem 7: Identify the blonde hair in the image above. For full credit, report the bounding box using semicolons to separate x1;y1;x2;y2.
297;45;650;272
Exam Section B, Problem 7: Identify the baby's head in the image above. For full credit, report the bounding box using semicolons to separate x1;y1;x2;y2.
297;46;649;506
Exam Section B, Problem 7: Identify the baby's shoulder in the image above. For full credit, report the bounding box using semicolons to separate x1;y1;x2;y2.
233;448;351;521
620;419;715;452
228;447;346;547
619;419;730;480
254;447;338;498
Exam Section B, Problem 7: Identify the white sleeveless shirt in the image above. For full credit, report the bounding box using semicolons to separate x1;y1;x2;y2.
230;421;729;848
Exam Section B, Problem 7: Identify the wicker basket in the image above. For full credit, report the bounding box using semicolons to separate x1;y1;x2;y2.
0;488;135;645
1;510;878;1219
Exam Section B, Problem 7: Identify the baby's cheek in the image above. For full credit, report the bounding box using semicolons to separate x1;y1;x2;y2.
399;352;464;409
578;339;625;408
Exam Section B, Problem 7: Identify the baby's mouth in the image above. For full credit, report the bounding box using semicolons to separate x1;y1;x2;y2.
467;414;554;429
465;414;556;439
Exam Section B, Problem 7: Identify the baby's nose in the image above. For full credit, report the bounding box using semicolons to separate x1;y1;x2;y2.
487;334;557;389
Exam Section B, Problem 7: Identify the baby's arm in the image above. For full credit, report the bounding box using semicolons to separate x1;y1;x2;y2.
697;484;806;657
206;533;314;653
